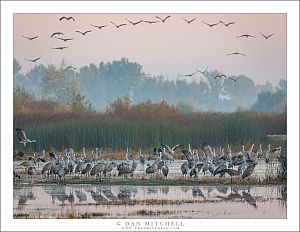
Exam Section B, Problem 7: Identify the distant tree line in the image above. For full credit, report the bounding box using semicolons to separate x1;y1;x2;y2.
13;58;286;113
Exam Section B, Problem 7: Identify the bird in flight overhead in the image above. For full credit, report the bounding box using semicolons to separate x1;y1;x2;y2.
59;16;75;21
76;30;92;36
125;18;143;26
202;20;219;27
51;46;68;50
64;66;77;71
183;18;196;24
181;70;199;77
143;20;160;24
219;20;235;27
24;57;41;63
22;35;39;41
227;52;246;56
259;32;274;40
110;21;127;28
197;66;208;76
214;74;227;79
237;34;256;38
90;24;108;29
55;37;74;42
156;15;171;23
228;76;241;82
15;128;36;147
51;32;64;38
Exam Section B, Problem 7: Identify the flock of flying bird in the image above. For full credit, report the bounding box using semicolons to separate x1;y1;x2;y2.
22;14;274;76
14;128;282;183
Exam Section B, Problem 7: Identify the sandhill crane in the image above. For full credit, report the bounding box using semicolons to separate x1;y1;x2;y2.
259;32;274;40
22;35;39;41
214;74;227;79
242;162;257;180
15;128;36;147
156;15;171;23
76;30;92;36
51;46;68;50
24;57;41;63
42;161;52;177
145;163;157;177
272;146;282;157
219;20;235;27
181;162;189;178
161;148;174;162
242;190;257;208
103;161;117;178
50;32;64;38
64;65;76;71
13;170;21;180
213;163;227;177
181;70;199;77
264;144;271;164
125;18;143;26
227;52;246;56
143;20;159;24
138;149;145;167
90;162;106;180
81;163;92;178
197;66;208;76
90;24;108;29
202;20;218;27
59;16;75;21
29;151;46;167
183;17;196;24
55;37;74;42
117;162;131;177
162;165;169;178
161;143;181;155
225;166;243;183
110;21;126;28
27;166;36;179
237;34;256;38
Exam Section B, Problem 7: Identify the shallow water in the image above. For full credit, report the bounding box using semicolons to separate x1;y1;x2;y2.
13;184;286;219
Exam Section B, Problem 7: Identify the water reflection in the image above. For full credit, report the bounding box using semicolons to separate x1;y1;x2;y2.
14;184;286;218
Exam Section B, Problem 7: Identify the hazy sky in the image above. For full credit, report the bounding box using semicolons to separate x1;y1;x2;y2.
14;13;286;85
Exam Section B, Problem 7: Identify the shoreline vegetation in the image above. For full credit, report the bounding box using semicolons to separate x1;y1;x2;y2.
14;176;286;187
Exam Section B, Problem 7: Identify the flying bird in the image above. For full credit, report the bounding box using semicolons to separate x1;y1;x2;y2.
15;128;36;147
227;52;246;56
50;32;64;38
22;35;39;41
183;18;196;24
125;18;143;26
202;20;219;27
237;34;256;38
76;30;92;36
51;46;68;50
90;24;108;29
143;20;159;24
197;66;208;76
64;65;76;71
228;76;241;82
24;57;41;63
219;20;235;27
259;32;274;40
59;16;75;21
55;37;74;42
214;74;227;79
110;21;126;28
181;70;199;77
156;15;171;23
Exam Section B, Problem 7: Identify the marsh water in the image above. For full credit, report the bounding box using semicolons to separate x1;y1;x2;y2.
14;184;286;219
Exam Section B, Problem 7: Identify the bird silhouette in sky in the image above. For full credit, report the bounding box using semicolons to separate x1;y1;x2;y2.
55;37;74;42
76;30;92;36
214;74;227;79
237;34;256;38
110;21;126;28
183;18;196;24
219;20;235;27
90;24;108;29
22;35;39;41
125;18;143;26
259;32;274;40
51;46;68;50
51;32;64;38
59;16;75;21
156;15;171;23
227;52;246;56
24;57;41;62
181;70;199;77
202;20;219;27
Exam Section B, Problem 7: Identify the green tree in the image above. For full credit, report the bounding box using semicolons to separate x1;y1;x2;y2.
68;92;95;113
176;100;196;113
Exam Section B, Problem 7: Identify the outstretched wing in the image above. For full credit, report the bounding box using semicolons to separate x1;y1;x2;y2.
15;128;26;141
172;144;181;152
161;143;171;152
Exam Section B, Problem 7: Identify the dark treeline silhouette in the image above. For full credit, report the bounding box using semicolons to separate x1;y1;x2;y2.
14;58;286;113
